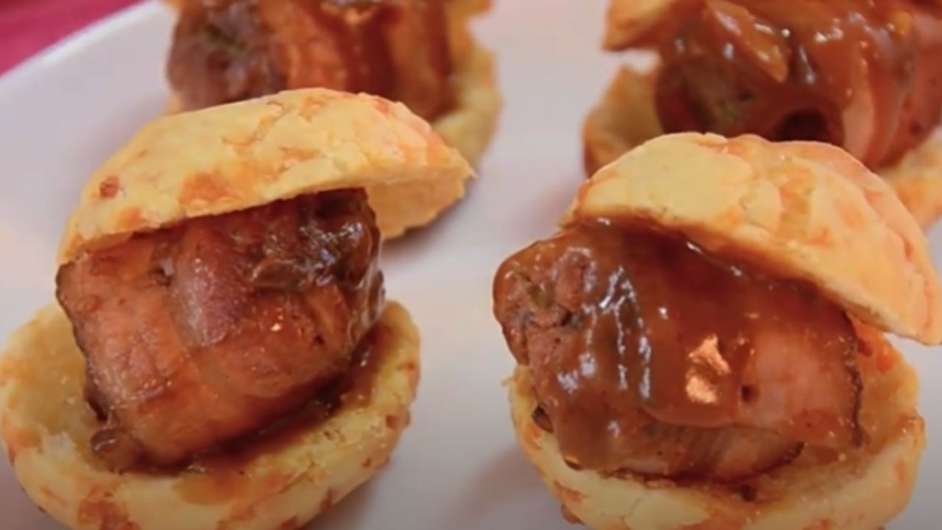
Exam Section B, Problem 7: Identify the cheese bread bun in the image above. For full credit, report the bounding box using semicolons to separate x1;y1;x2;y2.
585;0;942;227
0;303;418;530
165;0;500;171
495;133;942;530
70;89;472;242
0;88;469;530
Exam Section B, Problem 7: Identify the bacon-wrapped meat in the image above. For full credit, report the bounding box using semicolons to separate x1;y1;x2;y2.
167;0;454;119
56;189;383;469
494;221;862;481
614;0;942;168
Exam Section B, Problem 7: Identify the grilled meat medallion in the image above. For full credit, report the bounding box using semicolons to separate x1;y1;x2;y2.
57;189;383;469
494;220;862;481
637;0;942;168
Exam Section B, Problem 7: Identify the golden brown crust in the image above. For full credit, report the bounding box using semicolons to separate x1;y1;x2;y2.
161;0;500;240
508;327;925;530
583;66;942;228
582;67;661;174
61;88;473;261
573;130;942;344
163;0;500;166
166;39;500;173
434;0;503;169
164;1;500;170
445;0;493;64
431;41;501;171
603;0;685;50
0;302;420;530
879;134;942;228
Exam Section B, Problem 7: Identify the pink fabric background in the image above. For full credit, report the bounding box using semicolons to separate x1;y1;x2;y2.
0;0;142;75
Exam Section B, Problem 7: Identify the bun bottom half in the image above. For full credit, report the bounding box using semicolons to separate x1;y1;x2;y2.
0;302;420;530
583;66;942;228
508;327;924;530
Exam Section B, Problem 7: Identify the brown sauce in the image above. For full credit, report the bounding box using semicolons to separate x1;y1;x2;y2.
494;220;862;480
655;0;942;167
58;189;384;469
170;318;390;505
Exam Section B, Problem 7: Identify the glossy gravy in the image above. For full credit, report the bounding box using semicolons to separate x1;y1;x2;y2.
494;221;861;475
656;0;942;167
174;318;389;505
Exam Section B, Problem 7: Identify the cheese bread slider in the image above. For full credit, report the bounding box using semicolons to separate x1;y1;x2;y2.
494;133;942;530
0;88;471;530
166;0;501;171
584;0;942;227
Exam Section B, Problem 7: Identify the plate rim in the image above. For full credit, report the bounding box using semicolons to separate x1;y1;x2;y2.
0;1;163;95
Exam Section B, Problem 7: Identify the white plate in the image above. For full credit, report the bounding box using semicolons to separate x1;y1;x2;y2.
1;1;940;528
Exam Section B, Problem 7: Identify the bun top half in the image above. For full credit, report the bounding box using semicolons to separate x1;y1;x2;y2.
58;88;473;263
567;133;942;344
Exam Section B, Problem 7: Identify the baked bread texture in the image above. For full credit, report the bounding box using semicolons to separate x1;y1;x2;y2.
164;0;501;172
430;41;501;171
435;0;501;167
510;132;940;530
573;133;942;344
65;89;473;251
0;302;419;530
